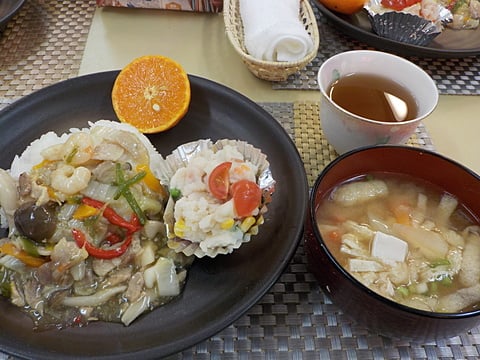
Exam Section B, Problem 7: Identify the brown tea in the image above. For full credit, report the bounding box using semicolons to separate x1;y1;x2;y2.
328;73;418;122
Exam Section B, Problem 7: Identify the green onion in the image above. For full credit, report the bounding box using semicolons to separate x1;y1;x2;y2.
441;275;453;286
452;0;468;13
65;146;79;164
114;163;147;225
429;259;451;268
396;286;409;297
113;170;146;200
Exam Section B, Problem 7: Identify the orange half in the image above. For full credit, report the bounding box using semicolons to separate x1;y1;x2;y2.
112;55;191;133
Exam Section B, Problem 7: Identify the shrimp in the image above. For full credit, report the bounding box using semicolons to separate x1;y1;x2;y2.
41;132;94;166
62;132;94;165
230;161;257;183
420;0;440;22
50;164;91;195
90;126;149;165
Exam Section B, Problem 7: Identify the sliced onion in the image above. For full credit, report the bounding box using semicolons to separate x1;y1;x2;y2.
62;285;126;307
143;257;180;297
121;294;150;326
0;254;27;272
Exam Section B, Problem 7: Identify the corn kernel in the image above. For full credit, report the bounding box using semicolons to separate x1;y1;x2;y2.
249;225;259;235
220;219;235;230
256;215;264;226
240;216;256;232
174;219;186;237
167;240;180;249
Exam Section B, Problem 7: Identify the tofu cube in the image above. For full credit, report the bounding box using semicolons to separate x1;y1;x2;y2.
371;231;408;264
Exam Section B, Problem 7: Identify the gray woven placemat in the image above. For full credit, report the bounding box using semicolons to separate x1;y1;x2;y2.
0;0;96;105
177;102;480;360
272;2;480;96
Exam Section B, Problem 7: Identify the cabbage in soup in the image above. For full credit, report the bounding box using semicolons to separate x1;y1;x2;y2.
316;172;480;313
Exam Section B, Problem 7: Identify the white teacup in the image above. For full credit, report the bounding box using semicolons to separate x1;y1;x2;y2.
317;50;438;154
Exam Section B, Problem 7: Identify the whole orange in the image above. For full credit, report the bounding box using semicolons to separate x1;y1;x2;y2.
318;0;365;15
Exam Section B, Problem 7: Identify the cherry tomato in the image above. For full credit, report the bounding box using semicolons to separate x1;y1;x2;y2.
381;0;420;10
231;180;262;218
208;162;232;201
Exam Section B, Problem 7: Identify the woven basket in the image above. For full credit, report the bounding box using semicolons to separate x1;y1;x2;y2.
224;0;320;82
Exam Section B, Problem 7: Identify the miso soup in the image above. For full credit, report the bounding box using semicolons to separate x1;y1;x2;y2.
316;172;480;313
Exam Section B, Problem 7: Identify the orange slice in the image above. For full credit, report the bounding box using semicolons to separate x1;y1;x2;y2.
112;55;191;133
318;0;365;15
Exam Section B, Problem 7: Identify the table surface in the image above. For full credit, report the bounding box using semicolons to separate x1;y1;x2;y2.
1;1;480;359
79;6;480;175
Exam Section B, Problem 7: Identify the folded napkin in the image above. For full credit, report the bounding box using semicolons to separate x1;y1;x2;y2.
239;0;314;62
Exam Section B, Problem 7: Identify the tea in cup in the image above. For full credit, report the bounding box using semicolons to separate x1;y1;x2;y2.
317;50;438;154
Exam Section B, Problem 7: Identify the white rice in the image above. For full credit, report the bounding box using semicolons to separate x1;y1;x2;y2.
169;145;259;256
9;119;162;179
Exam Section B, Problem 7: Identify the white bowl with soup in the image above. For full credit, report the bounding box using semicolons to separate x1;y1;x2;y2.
304;145;480;341
317;50;438;154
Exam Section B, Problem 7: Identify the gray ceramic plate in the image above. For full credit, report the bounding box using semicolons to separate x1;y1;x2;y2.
314;1;480;58
0;0;25;31
0;71;308;359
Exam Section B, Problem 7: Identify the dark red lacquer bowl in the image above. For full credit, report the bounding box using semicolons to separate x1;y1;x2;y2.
305;145;480;341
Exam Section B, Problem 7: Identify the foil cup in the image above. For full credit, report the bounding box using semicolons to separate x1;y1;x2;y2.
368;11;441;46
364;0;452;46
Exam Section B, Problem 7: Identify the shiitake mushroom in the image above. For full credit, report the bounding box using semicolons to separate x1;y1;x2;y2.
14;201;58;243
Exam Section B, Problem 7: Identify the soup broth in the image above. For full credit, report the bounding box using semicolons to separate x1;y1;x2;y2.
316;172;480;313
328;73;418;122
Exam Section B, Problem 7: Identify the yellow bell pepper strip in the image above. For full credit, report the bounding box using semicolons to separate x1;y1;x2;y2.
0;242;48;268
72;203;99;220
114;163;147;225
72;228;133;260
81;197;140;233
136;164;168;198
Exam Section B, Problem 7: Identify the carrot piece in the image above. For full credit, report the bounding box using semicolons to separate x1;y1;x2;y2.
393;204;412;225
0;243;47;268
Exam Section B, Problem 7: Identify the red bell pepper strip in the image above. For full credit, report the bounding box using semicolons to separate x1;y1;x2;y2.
72;228;133;260
81;197;140;233
105;232;123;245
105;215;140;245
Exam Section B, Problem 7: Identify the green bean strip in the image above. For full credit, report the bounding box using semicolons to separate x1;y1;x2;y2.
114;163;147;225
113;170;146;200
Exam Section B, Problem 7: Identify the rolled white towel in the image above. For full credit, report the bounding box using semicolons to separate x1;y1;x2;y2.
239;0;314;62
